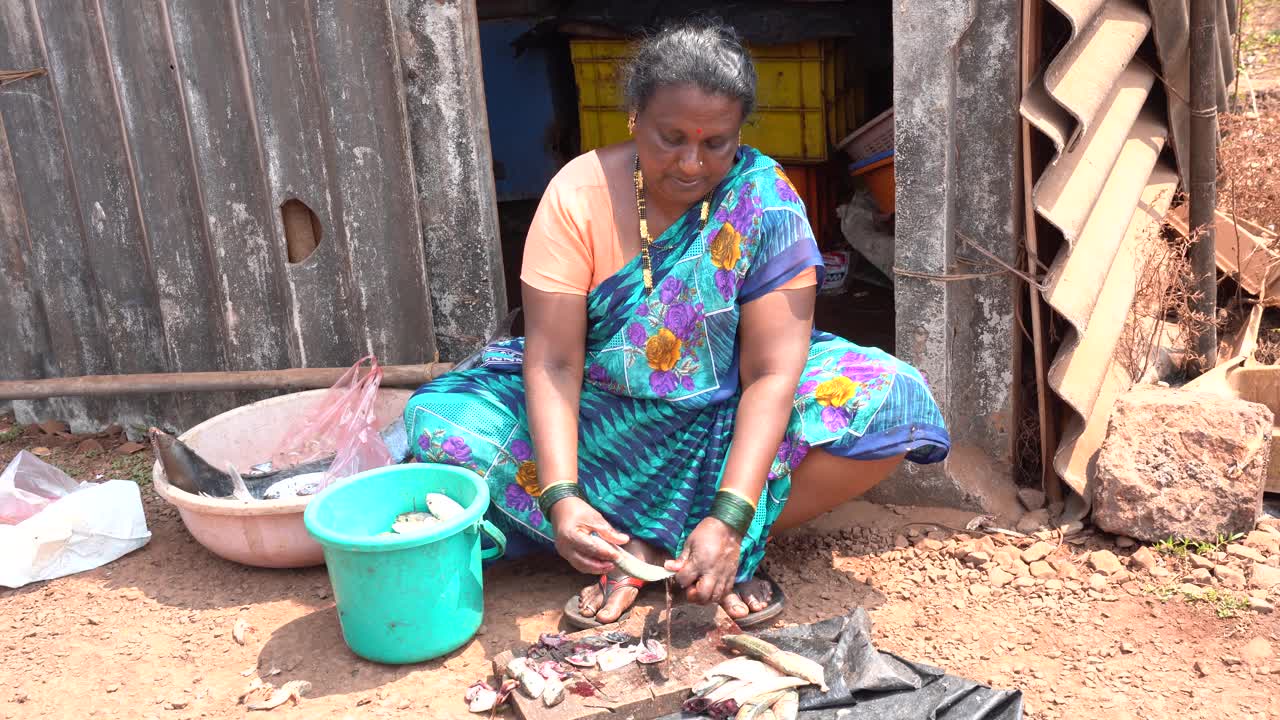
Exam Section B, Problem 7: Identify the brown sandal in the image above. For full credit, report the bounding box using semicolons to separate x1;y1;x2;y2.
563;574;644;629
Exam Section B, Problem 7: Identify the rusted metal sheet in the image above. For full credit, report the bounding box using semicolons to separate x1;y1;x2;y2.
1020;0;1234;508
0;1;471;432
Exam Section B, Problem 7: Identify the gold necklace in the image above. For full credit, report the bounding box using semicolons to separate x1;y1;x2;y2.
633;153;711;293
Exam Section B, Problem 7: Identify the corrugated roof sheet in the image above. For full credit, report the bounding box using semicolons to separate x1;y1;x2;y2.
1020;0;1236;506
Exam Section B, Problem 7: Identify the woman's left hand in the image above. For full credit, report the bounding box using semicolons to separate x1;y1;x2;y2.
665;517;742;604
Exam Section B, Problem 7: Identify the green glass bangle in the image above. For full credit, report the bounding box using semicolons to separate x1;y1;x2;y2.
537;482;583;516
709;490;755;536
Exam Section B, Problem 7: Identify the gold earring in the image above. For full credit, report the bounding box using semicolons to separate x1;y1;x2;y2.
628;115;636;135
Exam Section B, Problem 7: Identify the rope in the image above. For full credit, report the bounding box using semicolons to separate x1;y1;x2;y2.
892;230;1051;291
0;69;45;86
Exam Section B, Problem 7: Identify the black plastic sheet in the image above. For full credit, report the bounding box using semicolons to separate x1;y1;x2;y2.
659;608;1022;720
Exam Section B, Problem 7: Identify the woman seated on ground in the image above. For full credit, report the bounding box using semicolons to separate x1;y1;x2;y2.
405;21;949;628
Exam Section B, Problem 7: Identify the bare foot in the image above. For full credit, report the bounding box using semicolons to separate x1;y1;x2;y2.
576;538;668;623
720;577;772;620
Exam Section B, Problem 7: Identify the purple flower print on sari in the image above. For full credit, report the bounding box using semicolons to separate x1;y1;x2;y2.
789;438;810;466
837;351;889;384
588;364;610;384
442;437;472;463
714;187;762;231
628;322;648;347
775;169;801;205
821;405;852;432
636;303;649;318
798;380;818;396
417;434;431;452
505;483;534;512
682;376;696;391
659;277;685;305
510;439;533;462
715;269;736;301
650;371;678;396
529;509;544;527
665;303;700;342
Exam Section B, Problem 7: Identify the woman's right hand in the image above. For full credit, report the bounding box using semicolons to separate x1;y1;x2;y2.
549;496;630;575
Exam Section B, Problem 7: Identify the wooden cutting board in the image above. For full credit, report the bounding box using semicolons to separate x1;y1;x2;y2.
491;600;740;720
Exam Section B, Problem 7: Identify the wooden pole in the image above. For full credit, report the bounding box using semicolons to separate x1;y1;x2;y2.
1188;0;1219;375
0;363;454;400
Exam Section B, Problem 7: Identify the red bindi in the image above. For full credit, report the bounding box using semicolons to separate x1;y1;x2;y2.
696;128;702;135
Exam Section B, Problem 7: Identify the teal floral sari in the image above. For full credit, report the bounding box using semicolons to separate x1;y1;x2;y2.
405;146;948;581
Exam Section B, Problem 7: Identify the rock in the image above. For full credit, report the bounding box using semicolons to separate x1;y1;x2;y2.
1241;638;1274;665
1249;597;1274;614
1251;563;1280;591
1120;642;1136;654
1189;554;1215;570
1181;583;1205;598
915;538;945;553
1190;568;1213;584
166;699;189;710
894;535;909;549
1029;561;1057;579
1114;536;1136;549
1045;579;1064;591
1088;550;1123;575
988;568;1015;587
1128;546;1158;571
1151;567;1171;578
969;584;992;598
992;548;1020;569
965;551;992;566
1018;488;1047;511
1194;660;1213;677
1021;541;1055;564
1009;559;1031;578
1222;655;1243;666
1088;574;1108;591
1215;564;1247;589
1244;530;1280;553
1016;509;1051;534
1052;560;1080;579
1227;544;1267;564
1092;388;1271;543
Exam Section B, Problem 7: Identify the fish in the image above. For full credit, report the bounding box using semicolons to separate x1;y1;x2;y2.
237;678;269;705
692;675;731;698
149;419;410;500
595;644;639;672
636;638;667;664
262;472;326;500
542;676;565;707
566;651;599;667
246;680;310;711
728;678;807;706
722;635;827;692
506;658;545;699
771;691;799;720
425;492;465;521
232;618;251;645
735;690;788;720
538;632;570;649
706;679;750;704
601;631;637;645
607;540;674;581
536;660;569;680
702;657;783;683
391;512;439;534
466;681;498;713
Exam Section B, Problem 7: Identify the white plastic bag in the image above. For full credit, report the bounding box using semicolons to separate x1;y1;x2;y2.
0;452;151;589
0;450;80;524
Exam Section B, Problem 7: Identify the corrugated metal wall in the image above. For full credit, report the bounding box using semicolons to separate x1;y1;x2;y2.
0;1;438;432
1020;0;1236;507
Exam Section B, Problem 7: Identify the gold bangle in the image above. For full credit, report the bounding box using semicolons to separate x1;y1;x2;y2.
539;479;577;494
717;486;759;511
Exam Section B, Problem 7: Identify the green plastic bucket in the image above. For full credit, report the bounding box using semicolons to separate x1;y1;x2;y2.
303;464;506;664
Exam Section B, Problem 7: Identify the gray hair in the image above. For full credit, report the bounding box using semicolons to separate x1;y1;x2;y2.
622;20;757;121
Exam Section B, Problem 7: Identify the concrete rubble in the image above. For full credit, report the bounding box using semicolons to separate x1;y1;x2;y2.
1091;387;1272;544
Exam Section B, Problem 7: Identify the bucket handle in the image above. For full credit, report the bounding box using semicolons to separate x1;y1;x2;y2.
479;520;507;561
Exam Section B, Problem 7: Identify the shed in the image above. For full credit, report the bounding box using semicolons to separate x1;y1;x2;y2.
0;1;1237;516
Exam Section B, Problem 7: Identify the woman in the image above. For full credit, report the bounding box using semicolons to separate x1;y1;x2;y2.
405;21;949;628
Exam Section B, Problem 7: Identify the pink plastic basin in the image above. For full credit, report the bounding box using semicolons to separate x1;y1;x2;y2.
152;388;413;568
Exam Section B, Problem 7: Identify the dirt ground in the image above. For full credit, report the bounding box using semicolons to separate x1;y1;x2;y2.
1;416;1279;720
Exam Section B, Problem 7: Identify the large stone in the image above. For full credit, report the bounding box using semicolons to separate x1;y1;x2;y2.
1015;509;1051;533
1227;544;1267;564
1092;388;1271;543
1251;563;1280;591
1129;546;1158;572
1216;564;1247;589
1021;541;1055;564
1018;488;1047;511
1088;550;1123;575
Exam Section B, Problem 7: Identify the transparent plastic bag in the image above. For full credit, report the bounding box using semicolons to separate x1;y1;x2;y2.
0;450;81;525
270;355;394;490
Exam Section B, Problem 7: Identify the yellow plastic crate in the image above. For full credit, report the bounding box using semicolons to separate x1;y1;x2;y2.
571;39;855;163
